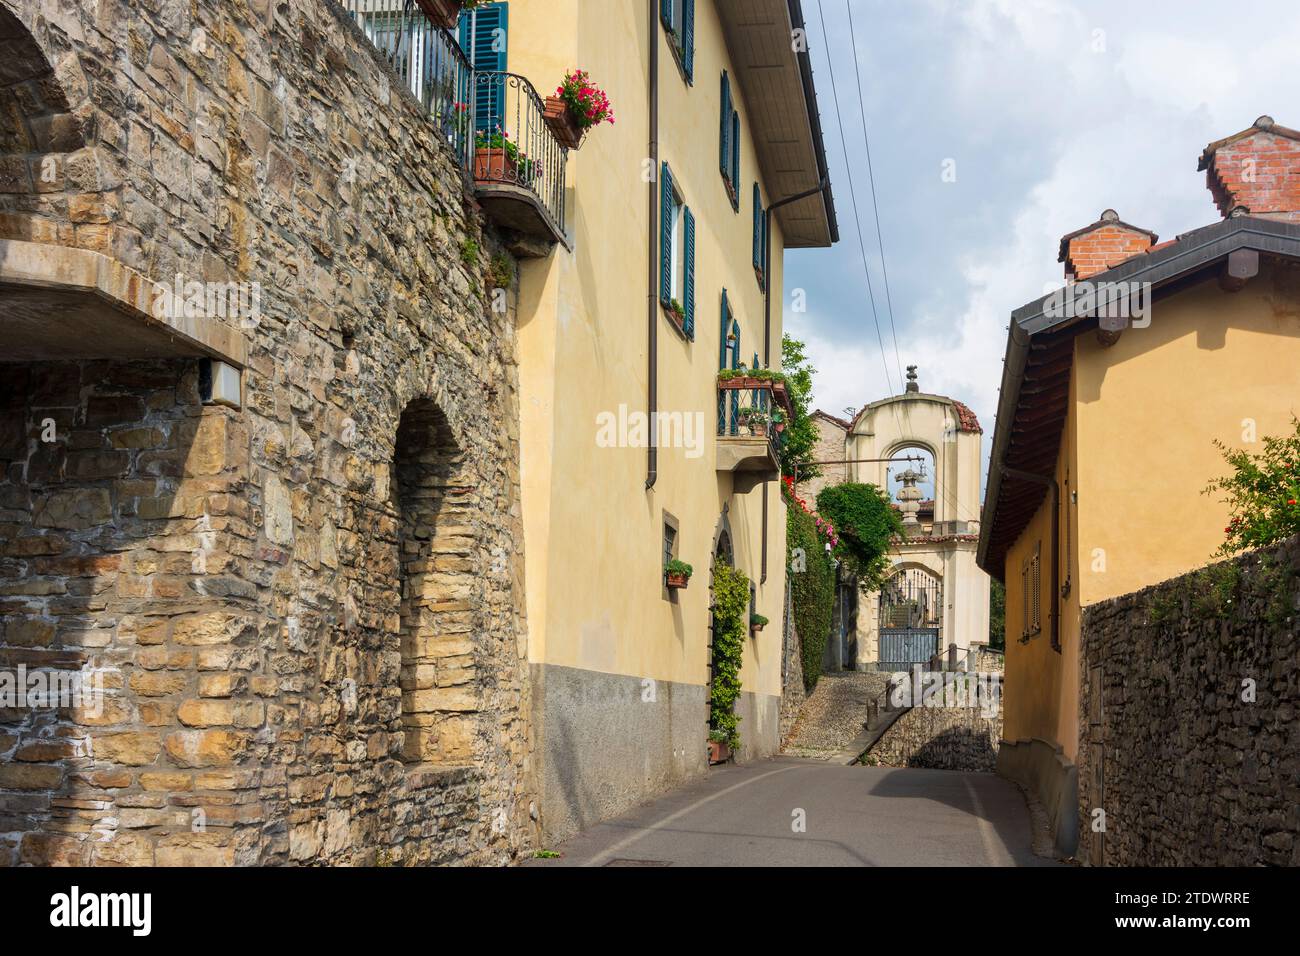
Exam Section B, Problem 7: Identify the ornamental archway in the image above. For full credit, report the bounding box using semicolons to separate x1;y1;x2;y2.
876;566;943;670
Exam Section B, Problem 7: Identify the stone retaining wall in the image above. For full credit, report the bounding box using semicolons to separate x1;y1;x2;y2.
864;704;1002;772
0;0;534;866
1077;537;1300;866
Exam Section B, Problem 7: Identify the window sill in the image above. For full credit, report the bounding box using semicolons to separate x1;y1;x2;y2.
662;301;692;341
663;28;692;85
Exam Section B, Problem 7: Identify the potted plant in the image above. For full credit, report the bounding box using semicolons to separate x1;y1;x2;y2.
545;69;615;151
416;0;484;30
665;298;686;332
473;129;540;185
747;411;769;437
665;558;693;590
749;612;768;636
707;728;732;765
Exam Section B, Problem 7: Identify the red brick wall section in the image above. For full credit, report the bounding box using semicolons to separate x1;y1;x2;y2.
1064;225;1155;281
1205;130;1300;221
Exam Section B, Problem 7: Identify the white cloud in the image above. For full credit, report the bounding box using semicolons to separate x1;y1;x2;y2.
788;0;1300;501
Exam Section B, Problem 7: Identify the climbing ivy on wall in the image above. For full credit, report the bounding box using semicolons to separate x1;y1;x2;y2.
783;483;836;692
710;562;750;750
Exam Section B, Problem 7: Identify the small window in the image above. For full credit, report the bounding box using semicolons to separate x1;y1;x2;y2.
752;182;766;289
1021;541;1042;639
661;0;695;82
663;518;678;570
669;182;685;301
719;72;740;209
659;163;695;339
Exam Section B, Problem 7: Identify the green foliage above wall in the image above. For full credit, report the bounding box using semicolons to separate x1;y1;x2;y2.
815;482;901;592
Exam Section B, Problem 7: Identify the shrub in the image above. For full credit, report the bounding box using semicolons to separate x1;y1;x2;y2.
1204;418;1300;556
815;482;901;592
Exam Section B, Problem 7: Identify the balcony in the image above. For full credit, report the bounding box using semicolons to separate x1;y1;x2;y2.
716;376;792;479
344;1;568;251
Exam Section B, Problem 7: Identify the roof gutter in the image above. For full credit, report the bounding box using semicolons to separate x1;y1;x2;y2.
787;0;839;243
976;320;1032;576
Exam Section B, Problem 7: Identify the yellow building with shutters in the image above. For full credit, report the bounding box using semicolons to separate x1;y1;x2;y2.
978;118;1300;858
416;0;839;841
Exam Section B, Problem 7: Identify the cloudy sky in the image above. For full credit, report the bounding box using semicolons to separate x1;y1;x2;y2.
784;0;1300;494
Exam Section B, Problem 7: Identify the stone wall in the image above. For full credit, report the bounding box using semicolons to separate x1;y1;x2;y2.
864;673;1003;771
864;704;1002;771
0;0;534;866
800;414;847;504
1077;536;1300;866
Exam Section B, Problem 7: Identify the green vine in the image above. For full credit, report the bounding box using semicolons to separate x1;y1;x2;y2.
710;562;749;751
784;481;836;691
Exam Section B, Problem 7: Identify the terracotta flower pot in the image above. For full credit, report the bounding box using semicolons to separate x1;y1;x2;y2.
708;739;731;765
665;571;689;589
543;97;585;150
415;0;463;30
473;147;517;184
750;422;768;437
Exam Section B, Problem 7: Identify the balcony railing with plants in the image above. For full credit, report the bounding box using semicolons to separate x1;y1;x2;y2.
342;0;570;243
468;71;567;235
716;372;788;467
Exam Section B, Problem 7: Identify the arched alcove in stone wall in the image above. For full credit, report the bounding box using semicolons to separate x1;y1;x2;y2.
0;6;85;241
392;397;482;766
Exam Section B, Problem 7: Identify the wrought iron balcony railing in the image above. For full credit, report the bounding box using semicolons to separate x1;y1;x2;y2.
342;1;567;246
716;377;786;476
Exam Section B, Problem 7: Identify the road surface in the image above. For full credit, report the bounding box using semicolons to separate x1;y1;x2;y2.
527;756;1060;867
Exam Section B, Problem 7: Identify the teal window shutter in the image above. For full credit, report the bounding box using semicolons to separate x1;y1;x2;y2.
729;319;740;432
717;289;730;434
730;112;740;201
683;0;695;80
752;183;761;273
718;289;730;369
461;3;508;133
660;0;672;29
660;163;673;305
683;206;696;339
719;73;730;177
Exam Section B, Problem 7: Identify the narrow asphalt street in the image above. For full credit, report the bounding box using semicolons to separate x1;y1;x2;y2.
528;756;1060;867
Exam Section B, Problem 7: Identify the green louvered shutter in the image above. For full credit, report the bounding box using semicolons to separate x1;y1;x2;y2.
683;206;696;339
730;112;740;202
718;289;730;369
460;3;508;134
729;320;740;433
717;289;729;434
683;0;695;81
660;163;673;305
719;73;730;177
752;183;762;273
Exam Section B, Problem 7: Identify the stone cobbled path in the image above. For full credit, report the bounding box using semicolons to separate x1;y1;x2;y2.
782;670;894;759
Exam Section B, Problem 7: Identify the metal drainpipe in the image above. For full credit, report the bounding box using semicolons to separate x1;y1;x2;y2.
759;177;830;582
645;0;660;490
1003;465;1061;653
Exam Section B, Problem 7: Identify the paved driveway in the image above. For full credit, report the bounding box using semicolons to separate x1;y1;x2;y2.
527;756;1060;867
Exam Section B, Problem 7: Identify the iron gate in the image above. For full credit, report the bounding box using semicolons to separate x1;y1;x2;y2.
877;568;941;670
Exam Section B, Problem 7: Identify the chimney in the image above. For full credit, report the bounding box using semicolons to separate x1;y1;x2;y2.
1057;209;1158;282
1199;115;1300;221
